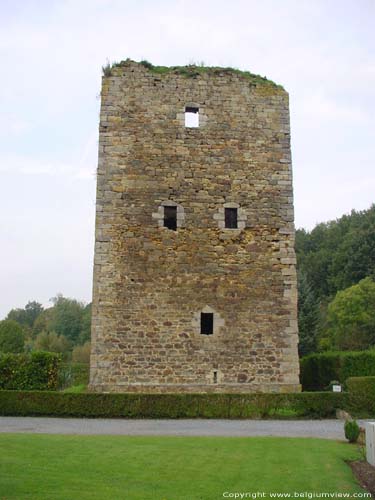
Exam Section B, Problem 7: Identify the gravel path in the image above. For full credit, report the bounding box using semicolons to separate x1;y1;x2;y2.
1;417;371;439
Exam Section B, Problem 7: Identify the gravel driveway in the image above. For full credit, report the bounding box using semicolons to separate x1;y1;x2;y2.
1;417;371;439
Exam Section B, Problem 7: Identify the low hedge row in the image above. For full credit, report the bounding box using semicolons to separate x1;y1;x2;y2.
0;352;61;391
0;391;345;419
300;350;375;391
346;376;375;417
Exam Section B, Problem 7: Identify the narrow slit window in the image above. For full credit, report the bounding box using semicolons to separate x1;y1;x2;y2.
164;206;177;230
225;207;238;229
185;106;199;128
200;312;213;335
213;371;218;384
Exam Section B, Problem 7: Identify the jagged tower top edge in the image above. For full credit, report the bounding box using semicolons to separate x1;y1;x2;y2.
101;58;285;91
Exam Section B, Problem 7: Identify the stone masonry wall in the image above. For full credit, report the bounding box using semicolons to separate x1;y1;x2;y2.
90;60;300;393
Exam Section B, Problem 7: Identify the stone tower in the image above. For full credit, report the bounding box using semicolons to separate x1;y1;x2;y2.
90;59;300;393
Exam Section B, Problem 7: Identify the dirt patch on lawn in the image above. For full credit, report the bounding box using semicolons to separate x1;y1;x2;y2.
349;460;375;497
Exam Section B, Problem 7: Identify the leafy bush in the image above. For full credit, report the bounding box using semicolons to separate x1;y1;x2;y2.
0;352;60;390
300;351;375;390
0;320;25;353
0;391;345;419
346;376;375;417
344;420;360;443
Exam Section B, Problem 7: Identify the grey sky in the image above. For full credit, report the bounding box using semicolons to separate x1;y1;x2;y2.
1;0;374;318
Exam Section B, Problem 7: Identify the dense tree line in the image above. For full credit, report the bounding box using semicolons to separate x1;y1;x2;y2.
296;204;375;355
0;295;91;362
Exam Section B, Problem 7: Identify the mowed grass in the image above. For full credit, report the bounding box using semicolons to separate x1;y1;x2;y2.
0;434;366;500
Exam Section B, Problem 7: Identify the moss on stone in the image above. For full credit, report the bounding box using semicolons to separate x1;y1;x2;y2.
104;59;283;90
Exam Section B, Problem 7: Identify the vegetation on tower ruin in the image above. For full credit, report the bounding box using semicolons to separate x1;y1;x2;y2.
102;58;284;89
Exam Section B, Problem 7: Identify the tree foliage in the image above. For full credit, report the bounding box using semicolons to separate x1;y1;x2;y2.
296;205;375;354
297;271;320;357
296;205;375;302
3;296;92;358
0;320;25;353
79;304;92;345
324;277;375;350
34;331;71;355
49;294;86;343
7;301;44;333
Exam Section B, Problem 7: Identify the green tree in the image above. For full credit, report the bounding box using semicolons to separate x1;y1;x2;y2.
34;331;71;355
49;294;85;343
296;205;375;302
78;303;91;344
32;307;55;338
0;320;25;353
7;301;44;337
297;272;321;356
326;277;375;350
31;295;90;346
329;213;375;291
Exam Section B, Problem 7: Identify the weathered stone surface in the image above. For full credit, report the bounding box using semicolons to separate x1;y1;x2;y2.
90;60;300;393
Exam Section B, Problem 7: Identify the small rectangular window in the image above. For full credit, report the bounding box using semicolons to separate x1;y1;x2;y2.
213;371;218;384
200;312;213;335
164;206;177;230
185;106;199;128
225;208;238;229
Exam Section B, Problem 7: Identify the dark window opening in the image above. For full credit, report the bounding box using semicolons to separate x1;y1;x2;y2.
185;106;199;127
213;371;218;384
185;106;199;113
164;206;177;231
225;207;238;229
200;312;214;335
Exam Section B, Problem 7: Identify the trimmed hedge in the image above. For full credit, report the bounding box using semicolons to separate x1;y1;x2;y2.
346;376;375;417
300;350;375;391
58;363;89;389
0;391;345;419
0;352;60;391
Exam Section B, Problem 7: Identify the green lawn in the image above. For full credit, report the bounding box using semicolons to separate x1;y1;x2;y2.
0;435;367;500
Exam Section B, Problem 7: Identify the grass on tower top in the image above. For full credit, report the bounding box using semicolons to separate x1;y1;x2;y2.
102;58;284;89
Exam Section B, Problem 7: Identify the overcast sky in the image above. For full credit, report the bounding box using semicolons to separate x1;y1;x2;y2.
0;0;374;318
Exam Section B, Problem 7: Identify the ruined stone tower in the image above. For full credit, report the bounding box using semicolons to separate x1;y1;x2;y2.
90;59;300;393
